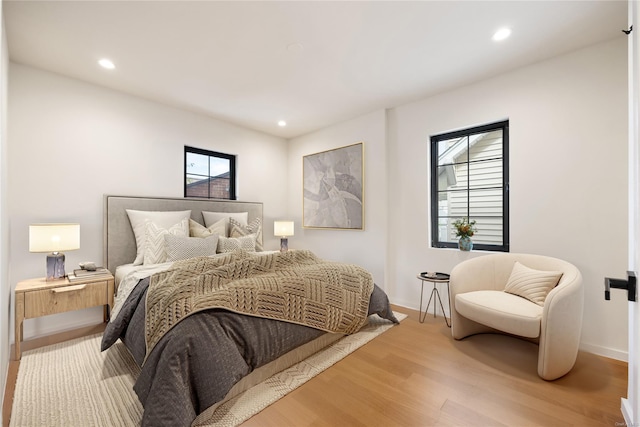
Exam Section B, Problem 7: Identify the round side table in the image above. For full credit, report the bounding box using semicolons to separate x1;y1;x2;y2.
417;272;451;327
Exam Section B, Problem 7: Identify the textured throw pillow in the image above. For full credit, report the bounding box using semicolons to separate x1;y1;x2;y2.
202;211;248;236
143;219;189;265
217;234;257;253
126;209;191;265
164;234;219;262
504;261;563;306
189;218;225;238
229;217;263;251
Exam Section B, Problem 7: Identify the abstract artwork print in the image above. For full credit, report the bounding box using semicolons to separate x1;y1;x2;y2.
303;142;364;230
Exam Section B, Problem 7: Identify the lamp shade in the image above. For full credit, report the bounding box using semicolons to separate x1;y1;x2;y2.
274;221;294;237
29;224;80;253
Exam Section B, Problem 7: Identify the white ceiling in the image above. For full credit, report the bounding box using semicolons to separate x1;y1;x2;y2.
4;1;628;139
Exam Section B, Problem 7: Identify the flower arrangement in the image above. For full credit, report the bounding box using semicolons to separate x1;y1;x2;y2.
453;218;477;238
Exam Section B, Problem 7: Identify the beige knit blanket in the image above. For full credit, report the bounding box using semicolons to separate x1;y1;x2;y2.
144;249;374;362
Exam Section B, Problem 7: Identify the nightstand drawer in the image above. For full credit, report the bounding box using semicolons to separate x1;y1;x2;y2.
24;280;108;318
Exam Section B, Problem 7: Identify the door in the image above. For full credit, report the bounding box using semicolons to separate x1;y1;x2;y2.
624;1;640;424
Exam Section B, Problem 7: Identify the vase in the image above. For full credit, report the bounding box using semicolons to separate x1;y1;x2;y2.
458;236;473;251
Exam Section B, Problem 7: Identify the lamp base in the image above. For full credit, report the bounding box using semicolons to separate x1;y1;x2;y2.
280;238;289;252
46;252;66;281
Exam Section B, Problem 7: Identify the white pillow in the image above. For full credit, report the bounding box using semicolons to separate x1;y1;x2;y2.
126;209;191;265
217;234;257;253
229;217;263;251
189;218;225;238
143;219;189;265
164;234;219;262
202;211;248;236
504;261;563;306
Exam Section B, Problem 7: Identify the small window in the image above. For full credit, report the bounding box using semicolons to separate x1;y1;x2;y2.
430;120;509;252
184;146;236;200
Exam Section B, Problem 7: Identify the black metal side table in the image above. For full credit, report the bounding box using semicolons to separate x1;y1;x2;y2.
417;272;451;327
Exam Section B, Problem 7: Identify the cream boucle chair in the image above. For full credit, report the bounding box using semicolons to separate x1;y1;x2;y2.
449;253;583;380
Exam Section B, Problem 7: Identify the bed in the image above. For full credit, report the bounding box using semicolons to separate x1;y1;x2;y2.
100;195;398;427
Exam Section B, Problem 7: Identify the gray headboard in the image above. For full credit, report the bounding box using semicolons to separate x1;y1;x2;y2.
103;195;263;274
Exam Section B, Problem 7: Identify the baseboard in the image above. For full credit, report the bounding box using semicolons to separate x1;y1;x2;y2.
392;299;451;318
14;307;104;344
621;398;633;427
579;342;628;362
11;322;106;360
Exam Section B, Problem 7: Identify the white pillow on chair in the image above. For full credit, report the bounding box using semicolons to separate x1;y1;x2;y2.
504;261;563;306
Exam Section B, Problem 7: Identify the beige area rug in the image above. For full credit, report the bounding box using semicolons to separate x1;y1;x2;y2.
10;312;405;427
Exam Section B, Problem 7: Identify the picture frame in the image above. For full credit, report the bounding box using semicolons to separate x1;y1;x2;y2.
303;142;364;230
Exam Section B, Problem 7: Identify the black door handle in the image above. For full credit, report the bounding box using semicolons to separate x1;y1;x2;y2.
604;271;637;302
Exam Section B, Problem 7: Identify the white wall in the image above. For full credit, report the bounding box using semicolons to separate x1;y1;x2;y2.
7;63;288;341
291;38;630;360
0;5;9;424
288;110;388;287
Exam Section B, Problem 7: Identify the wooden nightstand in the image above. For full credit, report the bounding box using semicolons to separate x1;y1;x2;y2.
14;273;114;360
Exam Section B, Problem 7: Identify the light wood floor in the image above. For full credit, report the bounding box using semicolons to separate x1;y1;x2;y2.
3;307;627;427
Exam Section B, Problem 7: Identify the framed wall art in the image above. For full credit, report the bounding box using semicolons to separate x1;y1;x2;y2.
303;142;364;230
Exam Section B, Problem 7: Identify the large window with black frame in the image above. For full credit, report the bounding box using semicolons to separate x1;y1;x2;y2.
430;120;509;252
184;146;236;200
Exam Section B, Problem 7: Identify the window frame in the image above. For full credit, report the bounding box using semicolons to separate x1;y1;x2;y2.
430;120;510;252
184;146;237;200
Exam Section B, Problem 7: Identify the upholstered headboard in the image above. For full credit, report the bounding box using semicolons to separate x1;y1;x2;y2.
103;195;263;274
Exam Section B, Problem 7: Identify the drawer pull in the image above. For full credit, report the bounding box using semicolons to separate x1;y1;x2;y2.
52;284;87;293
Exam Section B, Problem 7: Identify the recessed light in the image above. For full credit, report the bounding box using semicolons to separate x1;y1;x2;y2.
492;28;511;42
278;120;287;127
98;58;115;70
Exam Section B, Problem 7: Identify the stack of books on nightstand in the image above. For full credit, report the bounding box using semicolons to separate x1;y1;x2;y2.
67;267;112;282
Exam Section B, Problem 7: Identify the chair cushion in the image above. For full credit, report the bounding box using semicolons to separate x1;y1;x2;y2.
455;290;543;338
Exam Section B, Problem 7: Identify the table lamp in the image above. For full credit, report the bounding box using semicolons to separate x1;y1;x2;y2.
29;223;80;281
274;221;294;252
